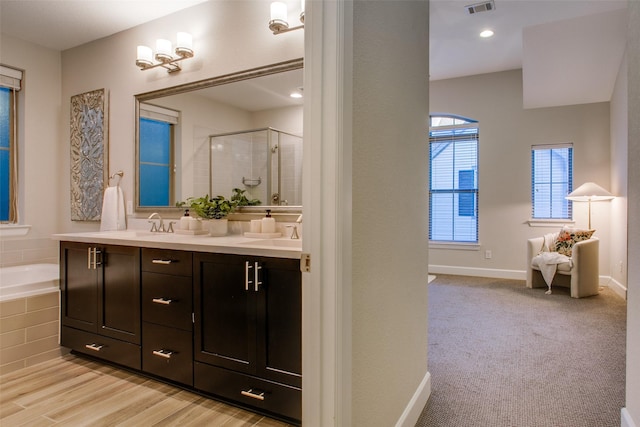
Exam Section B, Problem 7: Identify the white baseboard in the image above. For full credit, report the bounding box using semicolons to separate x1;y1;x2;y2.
428;266;629;300
622;408;637;427
428;265;525;280
606;276;628;300
395;371;431;427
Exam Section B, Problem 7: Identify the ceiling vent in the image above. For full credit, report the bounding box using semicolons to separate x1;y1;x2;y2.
465;0;495;14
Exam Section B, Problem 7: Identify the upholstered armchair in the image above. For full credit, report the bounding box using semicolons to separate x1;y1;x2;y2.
526;233;599;298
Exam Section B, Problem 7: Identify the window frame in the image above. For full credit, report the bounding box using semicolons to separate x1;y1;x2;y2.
429;114;479;244
138;103;179;208
530;143;573;222
0;65;22;224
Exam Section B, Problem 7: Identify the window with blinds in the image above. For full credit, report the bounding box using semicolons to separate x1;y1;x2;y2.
0;65;22;222
139;103;178;207
531;144;573;219
429;115;479;243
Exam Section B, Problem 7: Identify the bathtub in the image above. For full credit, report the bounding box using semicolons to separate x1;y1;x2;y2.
0;263;59;302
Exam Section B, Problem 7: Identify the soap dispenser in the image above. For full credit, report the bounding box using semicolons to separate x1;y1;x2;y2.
261;209;276;234
180;209;191;230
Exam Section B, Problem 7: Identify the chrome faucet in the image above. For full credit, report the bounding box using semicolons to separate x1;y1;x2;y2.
148;212;165;232
288;214;303;240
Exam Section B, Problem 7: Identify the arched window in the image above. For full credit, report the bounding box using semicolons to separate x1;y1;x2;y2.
429;114;478;243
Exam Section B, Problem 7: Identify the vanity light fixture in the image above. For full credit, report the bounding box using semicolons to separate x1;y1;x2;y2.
269;0;305;35
136;32;194;73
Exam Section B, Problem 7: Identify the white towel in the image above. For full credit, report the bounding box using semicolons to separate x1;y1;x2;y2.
532;251;572;294
100;185;126;231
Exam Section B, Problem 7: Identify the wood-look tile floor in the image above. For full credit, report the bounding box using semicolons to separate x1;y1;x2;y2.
0;354;295;427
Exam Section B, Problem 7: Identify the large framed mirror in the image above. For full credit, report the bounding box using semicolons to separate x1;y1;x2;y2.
135;58;303;215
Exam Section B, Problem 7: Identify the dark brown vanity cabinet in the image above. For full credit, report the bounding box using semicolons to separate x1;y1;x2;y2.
193;253;302;422
141;248;193;386
60;242;141;369
60;241;301;424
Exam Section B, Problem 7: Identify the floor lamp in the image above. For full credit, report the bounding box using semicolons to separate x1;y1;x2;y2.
565;182;615;229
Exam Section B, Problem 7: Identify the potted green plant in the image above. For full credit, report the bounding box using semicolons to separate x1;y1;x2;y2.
177;195;235;236
231;188;262;207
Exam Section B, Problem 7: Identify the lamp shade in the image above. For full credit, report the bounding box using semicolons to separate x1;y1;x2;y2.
565;182;615;202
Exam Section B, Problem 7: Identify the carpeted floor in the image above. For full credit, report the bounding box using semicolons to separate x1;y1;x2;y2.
416;275;627;427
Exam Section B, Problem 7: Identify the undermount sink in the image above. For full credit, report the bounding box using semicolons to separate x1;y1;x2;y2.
240;239;302;249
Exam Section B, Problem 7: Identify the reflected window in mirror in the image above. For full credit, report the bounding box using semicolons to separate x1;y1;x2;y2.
139;104;179;207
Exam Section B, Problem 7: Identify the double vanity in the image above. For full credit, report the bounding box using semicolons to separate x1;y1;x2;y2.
54;230;302;424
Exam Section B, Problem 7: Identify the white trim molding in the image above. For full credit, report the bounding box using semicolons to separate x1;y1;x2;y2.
606;276;628;300
0;224;31;237
429;265;526;280
622;408;638;427
395;371;431;427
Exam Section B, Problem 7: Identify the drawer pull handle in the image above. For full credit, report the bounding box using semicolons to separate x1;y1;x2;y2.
152;297;173;305
152;349;174;359
241;389;265;401
152;259;172;265
85;343;104;352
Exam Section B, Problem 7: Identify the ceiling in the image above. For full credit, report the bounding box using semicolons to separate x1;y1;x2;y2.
0;0;629;108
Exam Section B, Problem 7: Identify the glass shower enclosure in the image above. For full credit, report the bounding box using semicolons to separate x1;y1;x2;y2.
209;127;303;206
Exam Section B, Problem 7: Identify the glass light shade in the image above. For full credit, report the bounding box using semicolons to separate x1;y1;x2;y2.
175;32;193;58
155;39;173;62
300;0;305;23
136;45;153;67
271;2;288;22
176;32;192;50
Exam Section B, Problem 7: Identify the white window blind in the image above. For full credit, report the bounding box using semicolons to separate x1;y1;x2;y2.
140;103;179;124
531;144;573;219
0;65;23;91
429;116;479;243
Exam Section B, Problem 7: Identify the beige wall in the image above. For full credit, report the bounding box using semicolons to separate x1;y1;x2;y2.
0;35;61;266
610;52;628;295
429;69;613;279
351;1;430;425
625;0;640;424
58;0;303;233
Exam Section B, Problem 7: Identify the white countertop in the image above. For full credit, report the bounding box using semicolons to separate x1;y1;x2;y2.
52;231;302;260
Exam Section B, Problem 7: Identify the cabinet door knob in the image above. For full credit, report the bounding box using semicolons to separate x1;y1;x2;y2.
152;349;174;359
241;389;265;401
152;297;173;305
85;343;104;352
151;259;172;265
245;261;253;291
254;262;262;292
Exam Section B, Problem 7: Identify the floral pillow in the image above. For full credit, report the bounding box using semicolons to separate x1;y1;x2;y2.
553;227;595;257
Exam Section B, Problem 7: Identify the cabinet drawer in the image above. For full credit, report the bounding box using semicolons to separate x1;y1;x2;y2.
142;272;192;330
142;248;192;276
61;326;141;370
142;323;193;386
194;361;301;423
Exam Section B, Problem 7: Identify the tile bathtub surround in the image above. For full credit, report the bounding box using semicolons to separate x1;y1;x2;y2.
0;292;66;375
0;237;59;268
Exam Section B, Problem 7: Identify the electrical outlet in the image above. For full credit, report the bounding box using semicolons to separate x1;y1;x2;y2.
485;250;492;259
619;261;624;274
126;201;133;215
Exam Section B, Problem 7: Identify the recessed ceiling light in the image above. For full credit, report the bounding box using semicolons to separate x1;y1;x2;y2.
290;87;303;98
480;29;494;38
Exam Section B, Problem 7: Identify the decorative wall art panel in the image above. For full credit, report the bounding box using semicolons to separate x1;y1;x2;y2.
70;88;108;221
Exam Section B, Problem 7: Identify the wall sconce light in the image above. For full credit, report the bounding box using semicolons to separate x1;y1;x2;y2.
565;182;615;229
136;32;194;73
269;0;305;35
